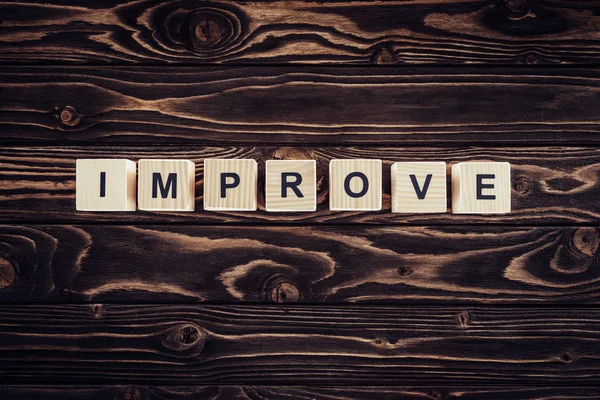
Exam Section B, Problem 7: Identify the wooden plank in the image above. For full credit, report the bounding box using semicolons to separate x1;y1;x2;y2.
0;304;599;384
2;66;600;145
2;225;600;304
1;1;600;65
2;146;600;224
2;385;600;399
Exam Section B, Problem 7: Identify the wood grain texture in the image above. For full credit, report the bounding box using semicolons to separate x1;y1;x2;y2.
2;385;600;399
2;146;600;224
1;304;600;384
3;66;600;145
3;224;600;304
4;0;600;393
1;0;600;65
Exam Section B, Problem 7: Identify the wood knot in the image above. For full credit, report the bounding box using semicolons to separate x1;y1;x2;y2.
59;106;81;127
162;323;207;357
121;386;142;400
457;311;470;328
573;228;599;257
486;0;567;37
560;352;574;363
397;267;413;276
178;7;242;54
524;53;540;65
373;337;394;349
194;19;223;45
373;48;395;65
91;304;104;318
179;325;200;345
429;390;443;400
270;282;300;304
0;257;16;290
500;0;531;16
272;147;313;160
512;176;531;194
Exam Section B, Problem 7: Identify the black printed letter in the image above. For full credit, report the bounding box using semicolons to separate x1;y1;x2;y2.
410;174;432;200
221;173;240;198
100;172;106;197
152;173;177;199
344;172;369;198
476;174;496;200
281;172;303;198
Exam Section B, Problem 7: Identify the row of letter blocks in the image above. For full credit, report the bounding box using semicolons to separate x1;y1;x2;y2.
76;159;511;214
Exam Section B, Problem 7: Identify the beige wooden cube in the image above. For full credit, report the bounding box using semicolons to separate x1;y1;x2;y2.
392;162;447;213
204;159;257;211
76;159;136;211
452;162;511;214
329;159;382;211
266;160;316;212
138;159;195;211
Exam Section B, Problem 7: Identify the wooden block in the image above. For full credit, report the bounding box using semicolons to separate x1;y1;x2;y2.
138;159;195;211
76;159;136;211
452;162;511;214
391;162;447;213
203;159;258;211
265;160;316;212
329;159;382;211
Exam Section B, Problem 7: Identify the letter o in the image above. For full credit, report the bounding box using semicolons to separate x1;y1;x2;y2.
344;172;369;198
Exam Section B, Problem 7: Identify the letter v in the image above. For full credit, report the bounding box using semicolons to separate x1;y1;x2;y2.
410;174;432;200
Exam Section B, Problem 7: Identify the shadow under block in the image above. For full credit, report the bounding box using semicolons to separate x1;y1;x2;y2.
138;159;195;211
452;162;511;214
391;162;447;214
265;160;317;212
75;159;136;211
329;159;382;211
203;159;258;211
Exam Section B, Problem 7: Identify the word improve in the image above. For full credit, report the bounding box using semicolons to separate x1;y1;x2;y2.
75;159;511;214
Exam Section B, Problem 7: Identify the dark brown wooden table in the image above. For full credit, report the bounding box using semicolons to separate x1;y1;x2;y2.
2;1;600;398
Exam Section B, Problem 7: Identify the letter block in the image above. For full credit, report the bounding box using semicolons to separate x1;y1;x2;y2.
391;162;447;213
204;159;258;211
452;162;511;214
138;159;195;211
265;160;317;212
76;159;136;211
329;159;382;211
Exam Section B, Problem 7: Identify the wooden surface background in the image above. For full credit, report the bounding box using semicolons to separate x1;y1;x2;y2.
2;0;600;398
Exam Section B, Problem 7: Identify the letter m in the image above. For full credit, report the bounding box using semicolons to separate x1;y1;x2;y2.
152;173;177;198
